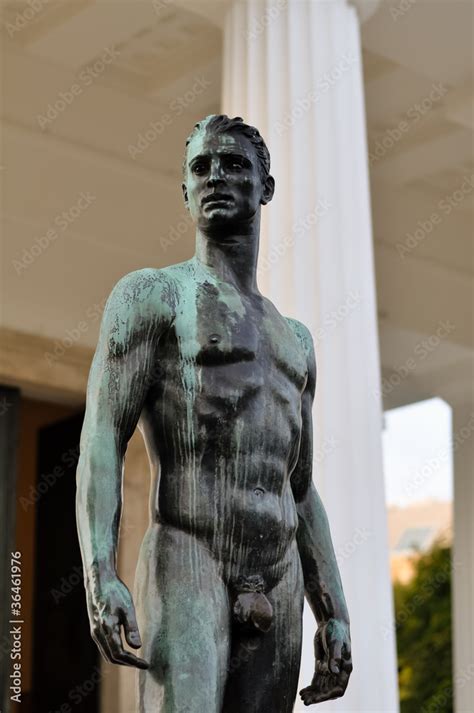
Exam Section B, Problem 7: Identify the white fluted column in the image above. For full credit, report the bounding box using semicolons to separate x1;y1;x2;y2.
222;1;399;710
451;399;474;713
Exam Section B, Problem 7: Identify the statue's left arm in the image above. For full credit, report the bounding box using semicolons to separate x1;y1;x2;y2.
289;320;352;706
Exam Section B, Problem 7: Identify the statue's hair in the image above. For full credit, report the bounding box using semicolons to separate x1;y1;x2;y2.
183;114;271;180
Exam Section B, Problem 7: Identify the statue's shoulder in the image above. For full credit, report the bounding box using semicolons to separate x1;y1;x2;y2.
284;317;314;356
98;266;188;357
102;266;183;337
285;318;316;390
109;267;166;299
107;261;195;317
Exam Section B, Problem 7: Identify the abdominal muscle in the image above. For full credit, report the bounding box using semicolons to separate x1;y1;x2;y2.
151;460;300;591
140;373;303;590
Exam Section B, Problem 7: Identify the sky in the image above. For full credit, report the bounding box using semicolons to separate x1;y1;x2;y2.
382;397;453;507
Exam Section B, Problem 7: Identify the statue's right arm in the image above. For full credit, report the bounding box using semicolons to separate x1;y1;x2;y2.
76;268;173;669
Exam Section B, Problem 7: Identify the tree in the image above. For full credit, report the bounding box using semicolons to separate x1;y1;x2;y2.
394;542;452;713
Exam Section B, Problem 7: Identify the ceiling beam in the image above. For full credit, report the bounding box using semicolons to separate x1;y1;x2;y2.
370;127;469;184
375;241;474;350
444;83;474;131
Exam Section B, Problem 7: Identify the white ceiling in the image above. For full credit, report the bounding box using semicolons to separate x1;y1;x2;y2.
1;0;472;406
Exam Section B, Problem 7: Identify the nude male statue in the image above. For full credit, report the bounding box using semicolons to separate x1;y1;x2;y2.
76;114;352;712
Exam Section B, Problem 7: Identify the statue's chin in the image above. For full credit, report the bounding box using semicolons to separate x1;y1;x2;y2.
201;206;236;224
198;207;258;234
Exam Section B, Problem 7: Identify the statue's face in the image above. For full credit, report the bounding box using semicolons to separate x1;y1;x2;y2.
182;131;274;229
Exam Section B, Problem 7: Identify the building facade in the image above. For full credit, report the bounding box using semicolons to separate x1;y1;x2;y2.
1;1;472;711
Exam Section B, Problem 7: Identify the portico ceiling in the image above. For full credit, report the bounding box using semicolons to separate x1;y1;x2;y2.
1;0;472;406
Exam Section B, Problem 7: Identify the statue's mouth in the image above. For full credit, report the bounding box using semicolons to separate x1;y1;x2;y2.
202;193;233;205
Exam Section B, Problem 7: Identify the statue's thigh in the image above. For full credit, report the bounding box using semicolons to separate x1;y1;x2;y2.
223;555;304;713
135;525;231;713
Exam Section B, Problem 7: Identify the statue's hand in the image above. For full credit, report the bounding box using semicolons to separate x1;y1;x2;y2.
300;618;352;706
87;575;149;670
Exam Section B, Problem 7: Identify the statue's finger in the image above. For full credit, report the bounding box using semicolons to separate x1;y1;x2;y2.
299;686;318;706
321;673;334;694
300;687;328;706
91;626;115;665
120;607;142;649
300;683;344;706
95;623;125;667
306;672;330;696
108;626;149;669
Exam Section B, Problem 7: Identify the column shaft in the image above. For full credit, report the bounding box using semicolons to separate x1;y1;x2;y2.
223;1;399;709
452;401;474;712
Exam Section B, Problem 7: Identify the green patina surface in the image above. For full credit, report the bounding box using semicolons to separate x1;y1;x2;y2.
76;115;351;713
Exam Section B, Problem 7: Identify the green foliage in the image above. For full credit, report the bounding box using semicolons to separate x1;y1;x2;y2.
394;543;453;713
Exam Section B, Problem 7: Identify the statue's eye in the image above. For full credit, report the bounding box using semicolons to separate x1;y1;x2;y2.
229;159;243;171
192;162;206;175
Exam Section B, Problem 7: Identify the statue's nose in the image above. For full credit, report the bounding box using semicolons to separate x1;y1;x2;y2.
207;160;225;186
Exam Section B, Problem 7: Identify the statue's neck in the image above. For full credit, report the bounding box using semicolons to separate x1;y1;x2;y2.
194;224;260;295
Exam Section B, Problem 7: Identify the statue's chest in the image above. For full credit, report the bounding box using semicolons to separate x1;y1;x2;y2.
172;282;307;391
174;281;258;365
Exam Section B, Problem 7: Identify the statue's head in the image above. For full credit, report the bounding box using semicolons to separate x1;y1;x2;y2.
182;114;275;230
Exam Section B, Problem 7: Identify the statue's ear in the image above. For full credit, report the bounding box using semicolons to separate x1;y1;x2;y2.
182;182;189;208
261;175;275;205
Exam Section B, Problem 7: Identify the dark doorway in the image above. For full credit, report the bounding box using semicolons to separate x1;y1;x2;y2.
32;411;100;713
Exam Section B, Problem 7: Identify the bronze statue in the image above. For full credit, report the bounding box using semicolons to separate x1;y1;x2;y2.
76;115;352;712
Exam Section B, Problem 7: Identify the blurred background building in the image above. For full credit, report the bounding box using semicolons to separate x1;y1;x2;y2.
388;500;452;584
0;1;472;712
